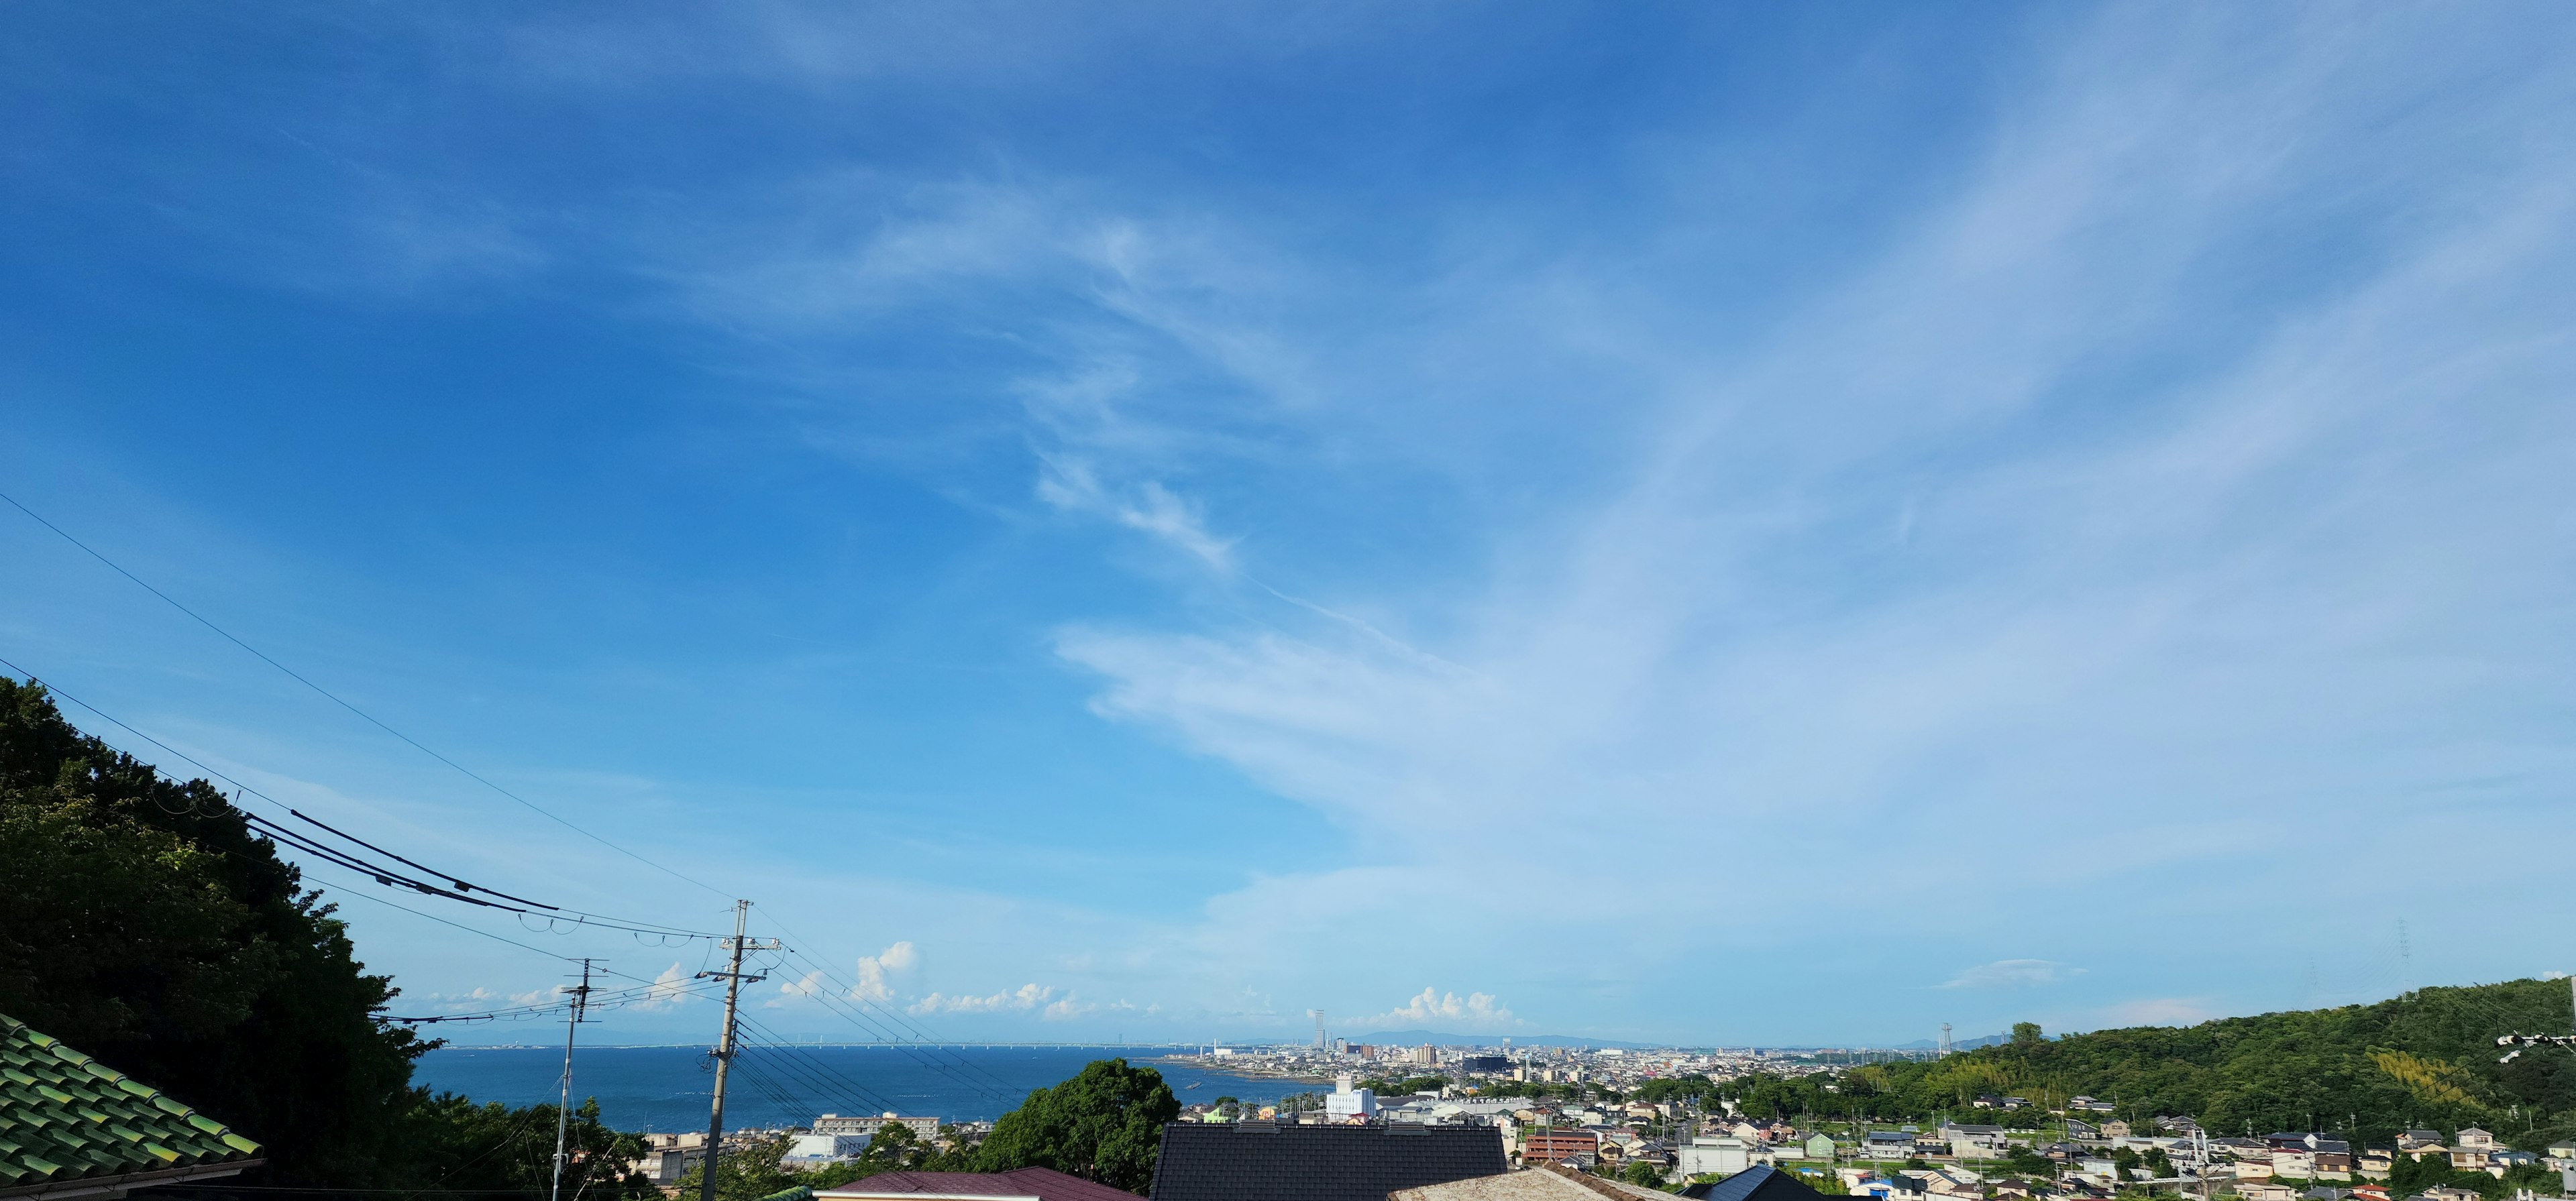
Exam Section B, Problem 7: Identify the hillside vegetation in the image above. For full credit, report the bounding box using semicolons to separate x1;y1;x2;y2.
1696;981;2576;1148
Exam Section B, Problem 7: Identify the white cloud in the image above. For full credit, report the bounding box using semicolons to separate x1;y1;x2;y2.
908;983;1057;1014
1939;960;2082;990
633;962;699;1012
1036;456;1236;571
1042;996;1096;1021
767;970;830;1008
1351;988;1518;1031
852;941;920;1003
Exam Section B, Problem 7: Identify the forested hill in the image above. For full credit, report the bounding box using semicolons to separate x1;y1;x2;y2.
1706;978;2576;1148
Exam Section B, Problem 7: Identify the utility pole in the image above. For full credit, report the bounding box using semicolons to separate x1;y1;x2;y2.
698;901;783;1201
550;959;596;1201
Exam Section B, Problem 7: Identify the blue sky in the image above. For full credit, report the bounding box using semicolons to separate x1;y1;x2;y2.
5;2;2574;1048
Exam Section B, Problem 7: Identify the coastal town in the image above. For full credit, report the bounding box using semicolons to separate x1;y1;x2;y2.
598;1037;2576;1201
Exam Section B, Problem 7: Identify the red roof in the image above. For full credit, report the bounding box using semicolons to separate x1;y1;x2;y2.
816;1168;1140;1201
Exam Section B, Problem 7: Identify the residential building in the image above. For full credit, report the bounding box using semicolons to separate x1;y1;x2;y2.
0;1013;266;1199
1149;1122;1506;1201
2457;1131;2498;1152
1864;1131;1918;1161
1680;1165;1839;1201
1679;1137;1753;1178
1939;1124;2006;1160
814;1114;942;1139
1806;1135;1841;1161
789;1133;872;1161
1525;1131;1604;1167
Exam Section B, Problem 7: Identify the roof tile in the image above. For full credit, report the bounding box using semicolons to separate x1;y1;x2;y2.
0;1013;262;1193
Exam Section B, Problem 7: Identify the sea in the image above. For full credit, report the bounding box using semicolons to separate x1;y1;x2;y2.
413;1045;1309;1135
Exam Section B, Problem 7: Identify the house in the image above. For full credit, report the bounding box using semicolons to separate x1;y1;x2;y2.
1679;1137;1754;1178
2358;1149;2396;1180
1939;1125;2007;1161
1805;1135;1841;1161
818;1169;1136;1201
2447;1148;2492;1173
2398;1132;2445;1153
2241;1186;2300;1201
0;1013;266;1200
1679;1165;1839;1201
2064;1120;2100;1142
1150;1122;1507;1201
1864;1131;1919;1161
2066;1097;2117;1114
2100;1122;2132;1141
2456;1131;2498;1152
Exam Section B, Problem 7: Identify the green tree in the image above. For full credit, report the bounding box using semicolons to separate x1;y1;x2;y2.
0;679;427;1186
674;1135;800;1201
1620;1161;1669;1190
402;1096;659;1201
2011;1023;2044;1047
973;1058;1180;1192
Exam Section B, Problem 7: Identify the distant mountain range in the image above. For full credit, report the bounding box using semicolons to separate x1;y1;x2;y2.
1346;1030;1654;1049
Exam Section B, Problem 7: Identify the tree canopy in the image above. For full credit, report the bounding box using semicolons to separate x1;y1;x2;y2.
1709;979;2576;1149
0;678;429;1185
971;1057;1181;1192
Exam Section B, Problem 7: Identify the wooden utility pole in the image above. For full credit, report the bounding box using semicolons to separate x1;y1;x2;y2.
698;901;782;1201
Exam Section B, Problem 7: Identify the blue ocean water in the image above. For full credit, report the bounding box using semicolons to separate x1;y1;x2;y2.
413;1045;1307;1134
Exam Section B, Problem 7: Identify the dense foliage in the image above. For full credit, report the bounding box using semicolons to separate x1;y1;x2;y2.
404;1095;660;1201
1705;981;2576;1149
0;679;429;1185
972;1058;1181;1192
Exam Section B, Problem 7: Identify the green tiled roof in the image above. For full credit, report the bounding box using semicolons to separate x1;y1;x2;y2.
0;1013;262;1194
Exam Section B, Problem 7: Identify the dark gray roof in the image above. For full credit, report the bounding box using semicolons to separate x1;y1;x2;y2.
1678;1166;1832;1201
1150;1123;1505;1201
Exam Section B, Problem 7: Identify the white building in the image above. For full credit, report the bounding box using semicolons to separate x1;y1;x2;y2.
1679;1137;1752;1178
1325;1075;1380;1120
788;1133;871;1161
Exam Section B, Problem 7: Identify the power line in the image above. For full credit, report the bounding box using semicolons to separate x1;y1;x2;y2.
0;489;725;898
2;498;1022;1090
0;655;720;941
